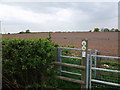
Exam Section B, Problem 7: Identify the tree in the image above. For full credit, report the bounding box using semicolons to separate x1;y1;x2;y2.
104;28;109;32
89;30;92;32
26;29;30;33
110;28;115;32
115;29;120;32
93;28;99;32
19;31;25;34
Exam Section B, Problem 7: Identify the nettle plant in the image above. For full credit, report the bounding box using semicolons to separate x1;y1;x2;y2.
2;38;57;89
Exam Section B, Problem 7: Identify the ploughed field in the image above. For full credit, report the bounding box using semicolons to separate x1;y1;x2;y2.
3;32;119;56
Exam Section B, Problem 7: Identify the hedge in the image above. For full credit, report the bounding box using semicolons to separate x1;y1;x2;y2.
2;38;58;89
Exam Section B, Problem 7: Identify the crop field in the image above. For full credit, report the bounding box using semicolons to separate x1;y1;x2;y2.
3;32;119;56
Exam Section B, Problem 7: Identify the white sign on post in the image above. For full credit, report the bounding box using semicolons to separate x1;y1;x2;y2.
82;40;87;57
82;51;86;57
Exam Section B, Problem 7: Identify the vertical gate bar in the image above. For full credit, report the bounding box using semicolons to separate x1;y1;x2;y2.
86;54;90;88
96;51;101;80
94;50;97;78
89;50;92;89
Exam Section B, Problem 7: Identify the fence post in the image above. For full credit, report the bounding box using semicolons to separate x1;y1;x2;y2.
81;39;88;89
57;47;62;75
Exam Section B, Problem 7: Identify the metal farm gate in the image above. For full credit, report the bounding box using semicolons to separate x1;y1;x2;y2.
54;40;120;89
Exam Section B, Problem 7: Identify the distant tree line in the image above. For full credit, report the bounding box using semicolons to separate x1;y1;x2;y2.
7;28;120;34
90;28;120;32
19;29;31;34
7;30;30;34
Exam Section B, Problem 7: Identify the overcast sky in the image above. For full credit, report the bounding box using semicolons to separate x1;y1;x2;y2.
0;2;118;34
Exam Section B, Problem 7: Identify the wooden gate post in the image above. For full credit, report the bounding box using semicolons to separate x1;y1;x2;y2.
55;47;62;75
81;39;88;89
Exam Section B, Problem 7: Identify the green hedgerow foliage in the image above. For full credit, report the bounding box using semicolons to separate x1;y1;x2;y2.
2;38;57;89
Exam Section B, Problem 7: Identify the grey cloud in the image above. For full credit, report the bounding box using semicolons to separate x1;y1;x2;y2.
1;2;72;14
1;2;117;18
0;2;118;33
